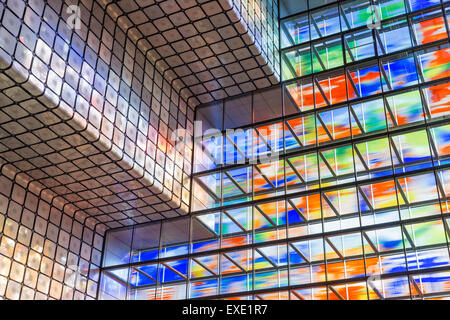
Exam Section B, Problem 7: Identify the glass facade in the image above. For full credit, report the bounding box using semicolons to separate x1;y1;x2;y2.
99;0;450;300
280;0;450;80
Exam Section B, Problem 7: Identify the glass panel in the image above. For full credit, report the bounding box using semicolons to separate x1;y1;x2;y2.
344;29;375;63
422;81;450;120
312;37;344;72
411;9;447;45
193;131;222;173
99;268;129;300
324;187;360;217
411;271;450;297
404;220;447;248
130;264;157;288
221;274;251;294
319;144;355;187
365;226;405;252
289;193;323;223
341;0;372;29
253;87;283;123
157;283;187;300
224;128;252;165
285;113;317;151
374;0;407;20
381;54;419;91
224;95;252;129
384;89;424;128
129;286;157;300
292;238;325;262
407;248;450;271
196;102;223;135
160;218;190;258
350;98;387;137
254;269;288;290
286;153;320;192
191;212;220;253
222;206;253;235
255;201;288;228
190;255;218;279
280;0;308;18
284;78;315;114
329;281;369;300
355;137;394;179
316;106;351;144
280;13;310;48
314;71;348;107
282;45;312;80
416;45;450;82
310;4;342;40
376;19;412;54
103;228;132;267
291;286;328;299
190;278;218;298
132;223;161;263
347;62;383;99
222;166;252;206
430;124;450;165
407;0;440;12
309;0;338;10
192;173;221;211
253;160;285;199
254;122;284;158
390;129;432;173
397;172;440;220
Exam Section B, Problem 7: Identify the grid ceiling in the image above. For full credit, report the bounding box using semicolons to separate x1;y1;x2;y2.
98;0;280;105
0;97;182;229
0;0;194;230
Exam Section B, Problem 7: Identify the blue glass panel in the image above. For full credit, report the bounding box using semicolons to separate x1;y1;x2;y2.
382;56;418;91
408;0;440;12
